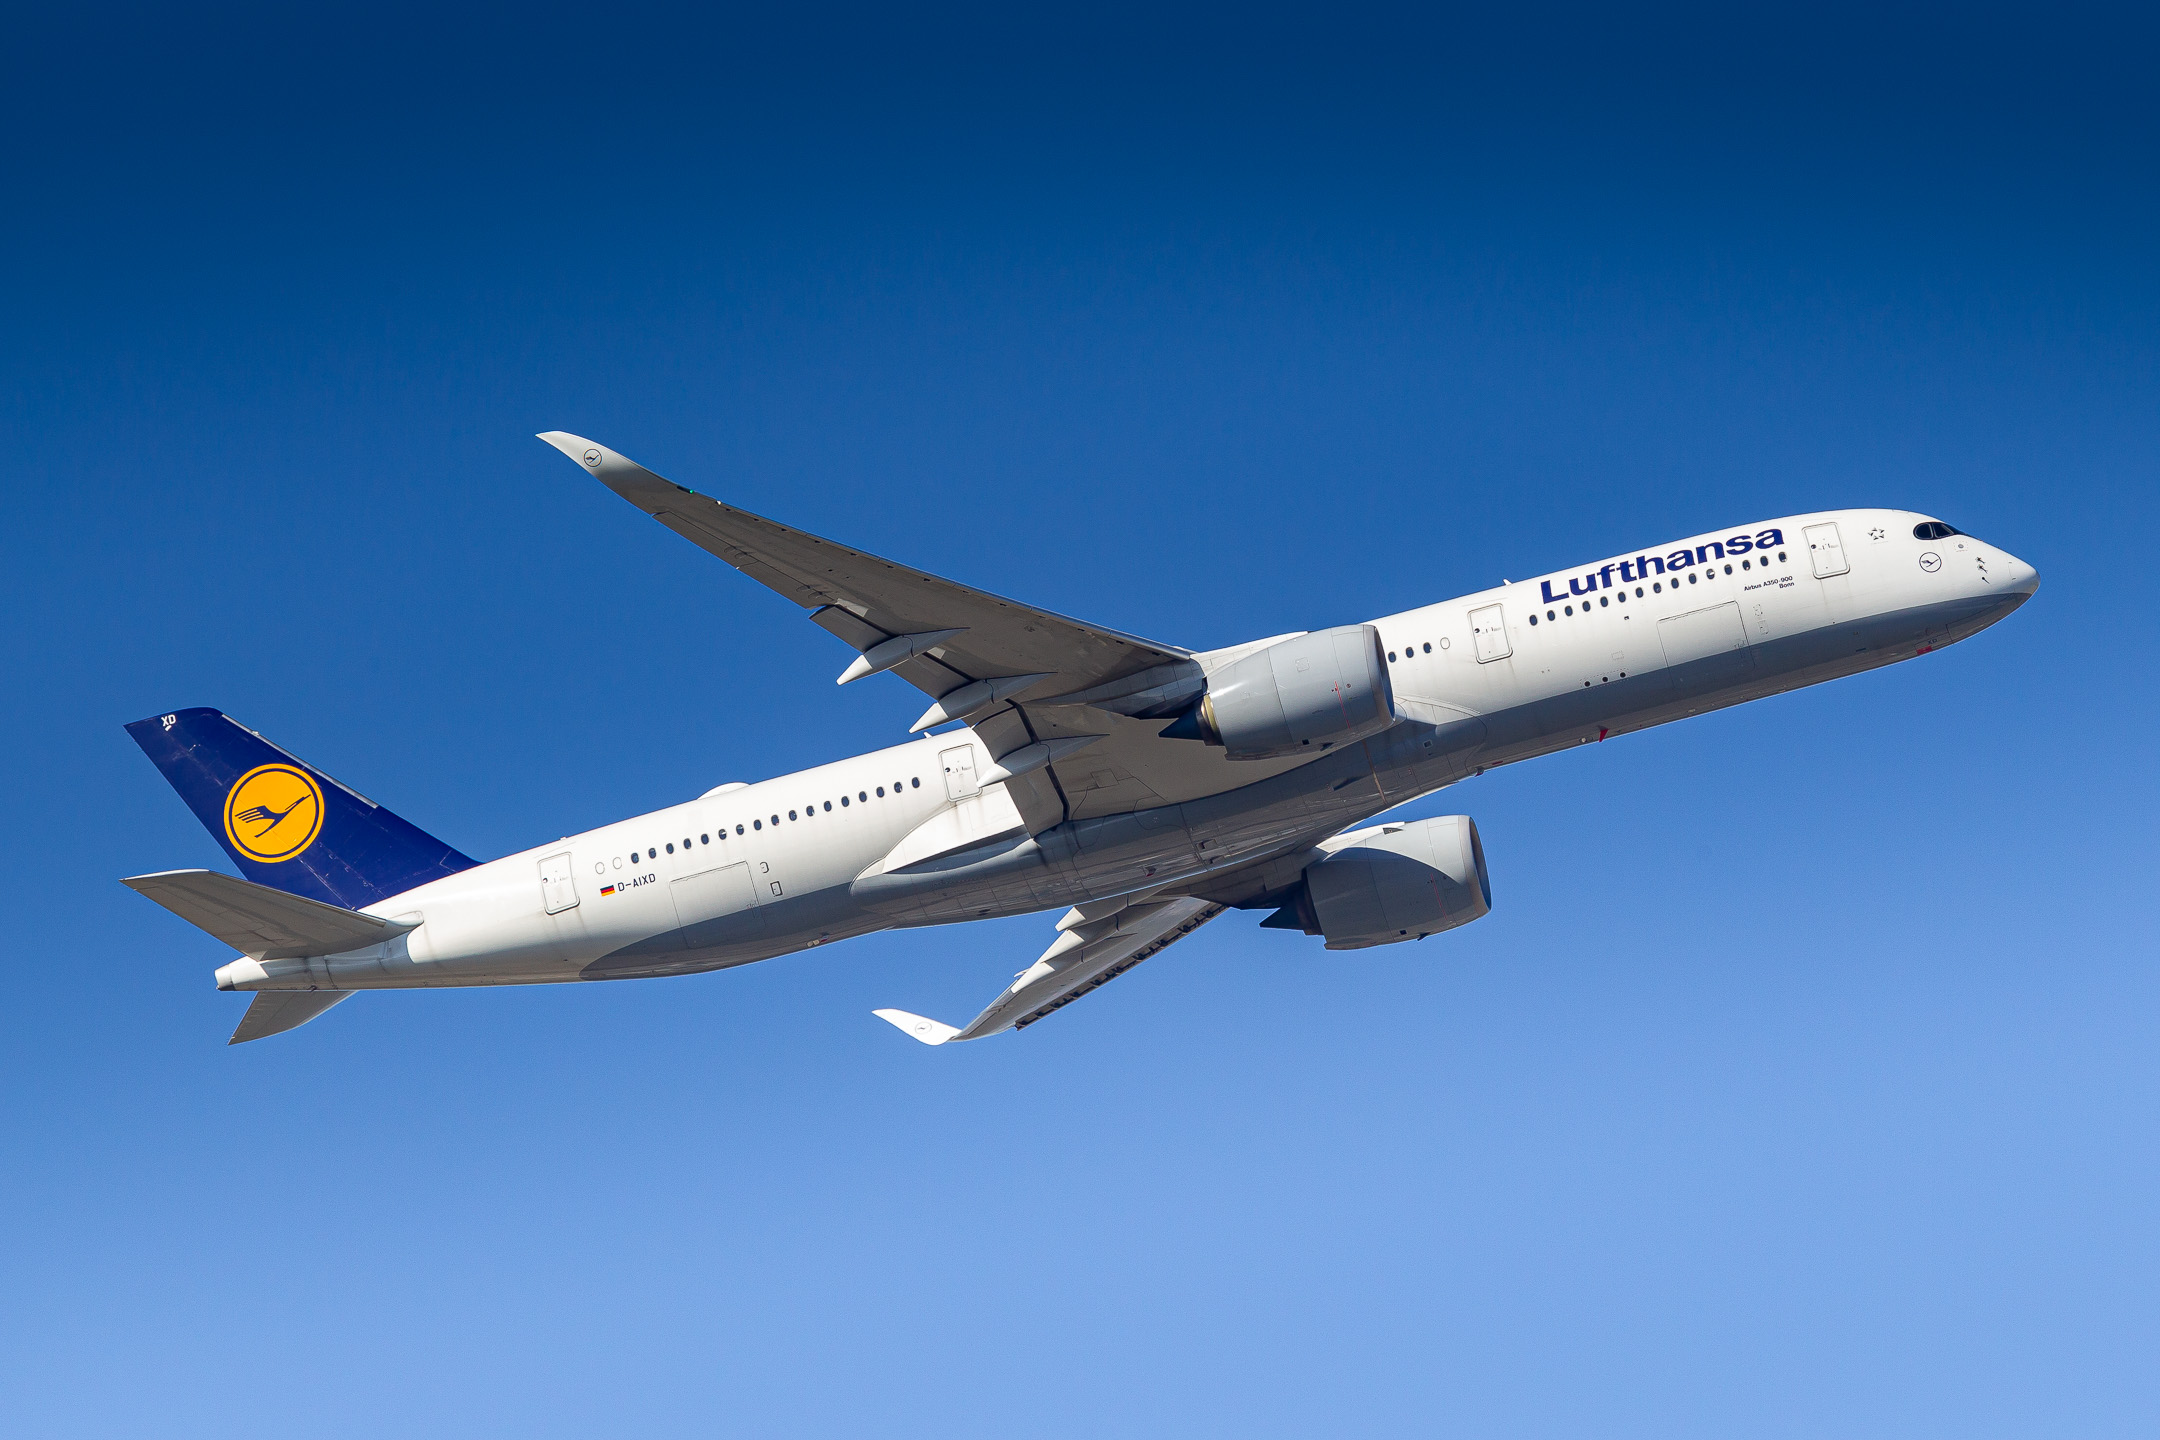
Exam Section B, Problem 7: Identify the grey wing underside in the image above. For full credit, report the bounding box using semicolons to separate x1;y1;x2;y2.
539;433;1312;833
875;896;1226;1045
539;431;1193;703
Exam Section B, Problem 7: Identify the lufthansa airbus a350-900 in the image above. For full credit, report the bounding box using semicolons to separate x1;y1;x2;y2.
124;435;2038;1044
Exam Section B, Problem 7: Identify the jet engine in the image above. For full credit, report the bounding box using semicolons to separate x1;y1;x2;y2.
1161;624;1396;760
1263;815;1491;950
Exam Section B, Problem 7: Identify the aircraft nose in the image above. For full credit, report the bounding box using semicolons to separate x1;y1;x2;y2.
1999;550;2039;597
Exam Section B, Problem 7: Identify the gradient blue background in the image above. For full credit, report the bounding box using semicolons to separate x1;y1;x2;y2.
5;5;2155;1435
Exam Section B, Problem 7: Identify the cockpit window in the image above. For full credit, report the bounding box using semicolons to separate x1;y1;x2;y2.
1913;521;1962;540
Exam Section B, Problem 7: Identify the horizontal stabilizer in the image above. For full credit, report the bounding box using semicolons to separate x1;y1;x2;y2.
872;1009;961;1045
231;990;352;1045
121;869;415;960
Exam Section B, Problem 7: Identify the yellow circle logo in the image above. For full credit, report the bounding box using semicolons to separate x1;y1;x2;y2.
223;764;325;863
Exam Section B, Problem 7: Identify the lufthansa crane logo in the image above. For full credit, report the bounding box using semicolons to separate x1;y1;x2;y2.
223;764;325;863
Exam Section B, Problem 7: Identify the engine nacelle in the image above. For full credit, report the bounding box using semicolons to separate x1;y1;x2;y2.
1264;815;1492;950
1164;624;1396;760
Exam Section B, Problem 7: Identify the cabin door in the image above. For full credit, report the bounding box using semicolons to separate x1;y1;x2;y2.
538;851;579;915
1804;522;1849;579
941;744;980;801
1469;603;1512;663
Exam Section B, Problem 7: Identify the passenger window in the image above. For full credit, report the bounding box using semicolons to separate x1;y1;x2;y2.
1778;550;1787;560
631;852;639;865
788;810;797;821
877;786;884;796
1688;573;1698;584
1530;615;1539;626
1388;651;1396;662
1422;643;1431;653
1724;564;1732;574
1599;596;1608;607
1741;559;1750;569
736;824;744;835
1565;605;1573;615
912;778;920;788
753;819;762;830
824;801;832;812
1546;610;1555;620
1635;587;1643;596
700;834;709;844
840;796;849;807
666;843;674;854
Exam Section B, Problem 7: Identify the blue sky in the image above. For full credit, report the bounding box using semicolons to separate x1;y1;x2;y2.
4;5;2156;1435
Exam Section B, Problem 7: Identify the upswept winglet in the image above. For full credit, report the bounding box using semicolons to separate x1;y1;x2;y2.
872;1009;962;1045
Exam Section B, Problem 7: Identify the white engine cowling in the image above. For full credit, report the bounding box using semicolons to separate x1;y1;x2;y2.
1264;815;1492;950
1163;624;1396;760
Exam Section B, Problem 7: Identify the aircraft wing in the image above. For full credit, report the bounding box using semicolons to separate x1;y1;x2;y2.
539;432;1199;724
874;895;1223;1044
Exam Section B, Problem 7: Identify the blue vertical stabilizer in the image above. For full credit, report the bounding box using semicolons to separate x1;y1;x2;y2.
126;708;478;910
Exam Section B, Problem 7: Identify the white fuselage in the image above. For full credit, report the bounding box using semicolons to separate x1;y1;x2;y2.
216;508;2037;996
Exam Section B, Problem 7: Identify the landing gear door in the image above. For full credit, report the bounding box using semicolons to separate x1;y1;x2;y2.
538;851;579;915
1469;603;1512;663
1804;522;1849;579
